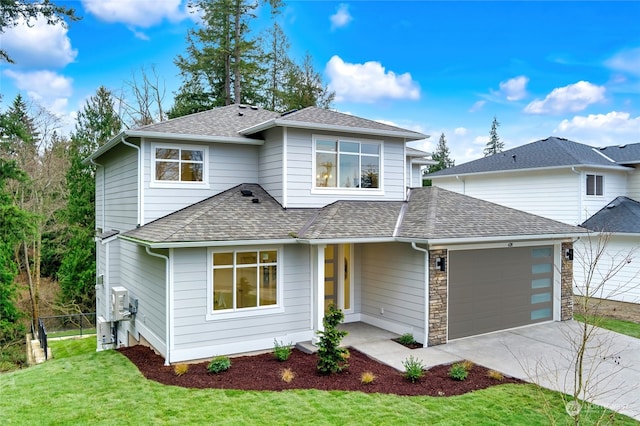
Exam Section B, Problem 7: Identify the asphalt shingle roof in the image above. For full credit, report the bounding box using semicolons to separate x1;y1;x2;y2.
124;184;582;245
596;144;640;165
428;137;633;177
581;196;640;233
398;186;583;240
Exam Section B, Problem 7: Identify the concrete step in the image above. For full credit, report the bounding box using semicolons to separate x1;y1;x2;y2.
295;341;317;354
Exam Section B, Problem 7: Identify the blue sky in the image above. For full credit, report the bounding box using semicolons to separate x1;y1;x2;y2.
1;1;639;164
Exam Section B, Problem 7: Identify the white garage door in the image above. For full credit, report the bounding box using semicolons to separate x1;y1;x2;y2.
448;246;554;340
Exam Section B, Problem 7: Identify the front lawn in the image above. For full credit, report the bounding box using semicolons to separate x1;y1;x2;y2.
0;338;636;425
574;314;640;339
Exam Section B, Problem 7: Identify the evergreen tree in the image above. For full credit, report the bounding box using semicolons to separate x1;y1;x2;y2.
281;53;335;111
428;133;455;174
58;87;122;312
483;116;504;156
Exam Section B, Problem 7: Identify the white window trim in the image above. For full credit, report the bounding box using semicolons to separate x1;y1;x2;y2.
206;246;284;320
585;173;604;197
150;142;210;189
311;134;384;195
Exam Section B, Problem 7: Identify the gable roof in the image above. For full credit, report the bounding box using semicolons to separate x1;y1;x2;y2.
581;196;640;233
595;143;640;165
121;184;583;248
428;136;633;177
240;106;428;141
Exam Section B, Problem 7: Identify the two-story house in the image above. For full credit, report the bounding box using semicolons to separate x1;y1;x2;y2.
88;106;581;364
428;137;640;303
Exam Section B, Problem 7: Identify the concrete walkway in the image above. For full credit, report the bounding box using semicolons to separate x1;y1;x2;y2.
340;321;640;421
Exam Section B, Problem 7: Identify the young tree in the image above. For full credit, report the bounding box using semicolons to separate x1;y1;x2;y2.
58;86;122;312
428;133;455;174
0;0;79;63
483;116;504;156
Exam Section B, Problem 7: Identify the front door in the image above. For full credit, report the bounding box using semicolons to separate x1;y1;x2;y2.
324;244;352;313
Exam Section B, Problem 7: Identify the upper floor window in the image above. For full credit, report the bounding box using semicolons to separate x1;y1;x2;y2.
315;137;381;189
586;174;603;196
151;143;208;187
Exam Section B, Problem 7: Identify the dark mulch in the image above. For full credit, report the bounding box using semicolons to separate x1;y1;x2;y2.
392;338;424;349
119;345;523;396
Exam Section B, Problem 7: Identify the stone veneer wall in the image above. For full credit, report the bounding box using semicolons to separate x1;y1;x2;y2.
561;242;574;321
428;249;448;346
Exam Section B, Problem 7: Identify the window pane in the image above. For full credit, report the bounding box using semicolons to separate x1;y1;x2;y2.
532;278;551;289
339;141;359;153
213;269;233;310
237;252;257;265
260;251;277;263
214;252;233;265
596;175;603;195
361;143;379;155
237;267;257;308
316;153;337;187
260;265;277;306
586;174;594;195
156;148;179;160
317;140;337;152
531;292;551;304
181;149;203;161
339;153;359;188
532;247;552;258
361;158;379;188
156;162;179;181
532;263;552;274
181;163;203;181
531;307;551;320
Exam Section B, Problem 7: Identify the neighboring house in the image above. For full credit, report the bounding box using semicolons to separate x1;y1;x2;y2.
88;107;582;364
428;136;640;303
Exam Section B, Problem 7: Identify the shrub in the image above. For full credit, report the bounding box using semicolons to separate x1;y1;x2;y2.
487;369;504;381
174;363;189;376
402;355;425;383
361;371;376;384
207;355;231;374
316;304;349;375
398;333;416;345
273;339;292;362
461;360;475;371
448;362;468;381
280;368;295;383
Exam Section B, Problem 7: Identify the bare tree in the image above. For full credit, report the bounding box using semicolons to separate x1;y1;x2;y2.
116;65;167;128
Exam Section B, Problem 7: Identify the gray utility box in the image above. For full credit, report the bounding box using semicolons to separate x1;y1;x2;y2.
111;286;129;321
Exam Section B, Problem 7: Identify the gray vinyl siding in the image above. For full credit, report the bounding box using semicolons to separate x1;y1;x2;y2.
119;240;167;349
360;242;425;339
142;138;260;223
100;145;138;231
628;165;640;200
284;129;407;208
172;245;312;353
258;128;284;204
581;169;628;222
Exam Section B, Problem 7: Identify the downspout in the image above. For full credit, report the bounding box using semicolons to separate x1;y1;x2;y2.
571;167;582;224
282;127;288;208
121;137;143;227
455;175;465;194
411;242;430;346
89;158;105;231
145;247;171;366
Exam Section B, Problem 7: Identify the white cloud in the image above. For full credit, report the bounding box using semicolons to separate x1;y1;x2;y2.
3;70;73;116
326;56;420;103
524;81;605;115
330;4;353;30
606;47;640;77
454;127;468;136
1;17;76;68
555;111;640;144
469;100;485;112
82;0;185;27
499;76;529;101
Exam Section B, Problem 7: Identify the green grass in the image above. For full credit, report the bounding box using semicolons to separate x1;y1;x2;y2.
574;314;640;339
48;329;97;339
0;338;636;425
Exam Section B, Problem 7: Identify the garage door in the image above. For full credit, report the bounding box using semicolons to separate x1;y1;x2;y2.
448;246;554;340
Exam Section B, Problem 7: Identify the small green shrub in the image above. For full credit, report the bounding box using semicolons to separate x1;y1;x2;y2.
402;355;425;383
449;362;468;381
316;304;349;375
174;363;189;376
398;333;416;345
273;339;292;362
207;356;231;374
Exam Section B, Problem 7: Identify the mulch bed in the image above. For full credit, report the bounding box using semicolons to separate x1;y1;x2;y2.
119;345;522;396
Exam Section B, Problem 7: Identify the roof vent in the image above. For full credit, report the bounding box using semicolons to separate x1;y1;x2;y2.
238;112;244;116
619;144;627;148
281;109;298;117
250;105;258;110
241;189;253;197
252;198;260;203
238;104;247;109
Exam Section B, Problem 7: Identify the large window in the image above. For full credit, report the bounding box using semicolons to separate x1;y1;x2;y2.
315;137;381;189
153;144;205;183
586;174;603;196
212;249;278;313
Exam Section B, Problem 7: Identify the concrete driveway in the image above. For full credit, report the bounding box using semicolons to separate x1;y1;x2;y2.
341;321;640;421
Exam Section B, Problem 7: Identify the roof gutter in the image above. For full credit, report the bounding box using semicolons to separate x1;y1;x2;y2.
429;163;632;179
119;235;299;248
396;232;587;246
